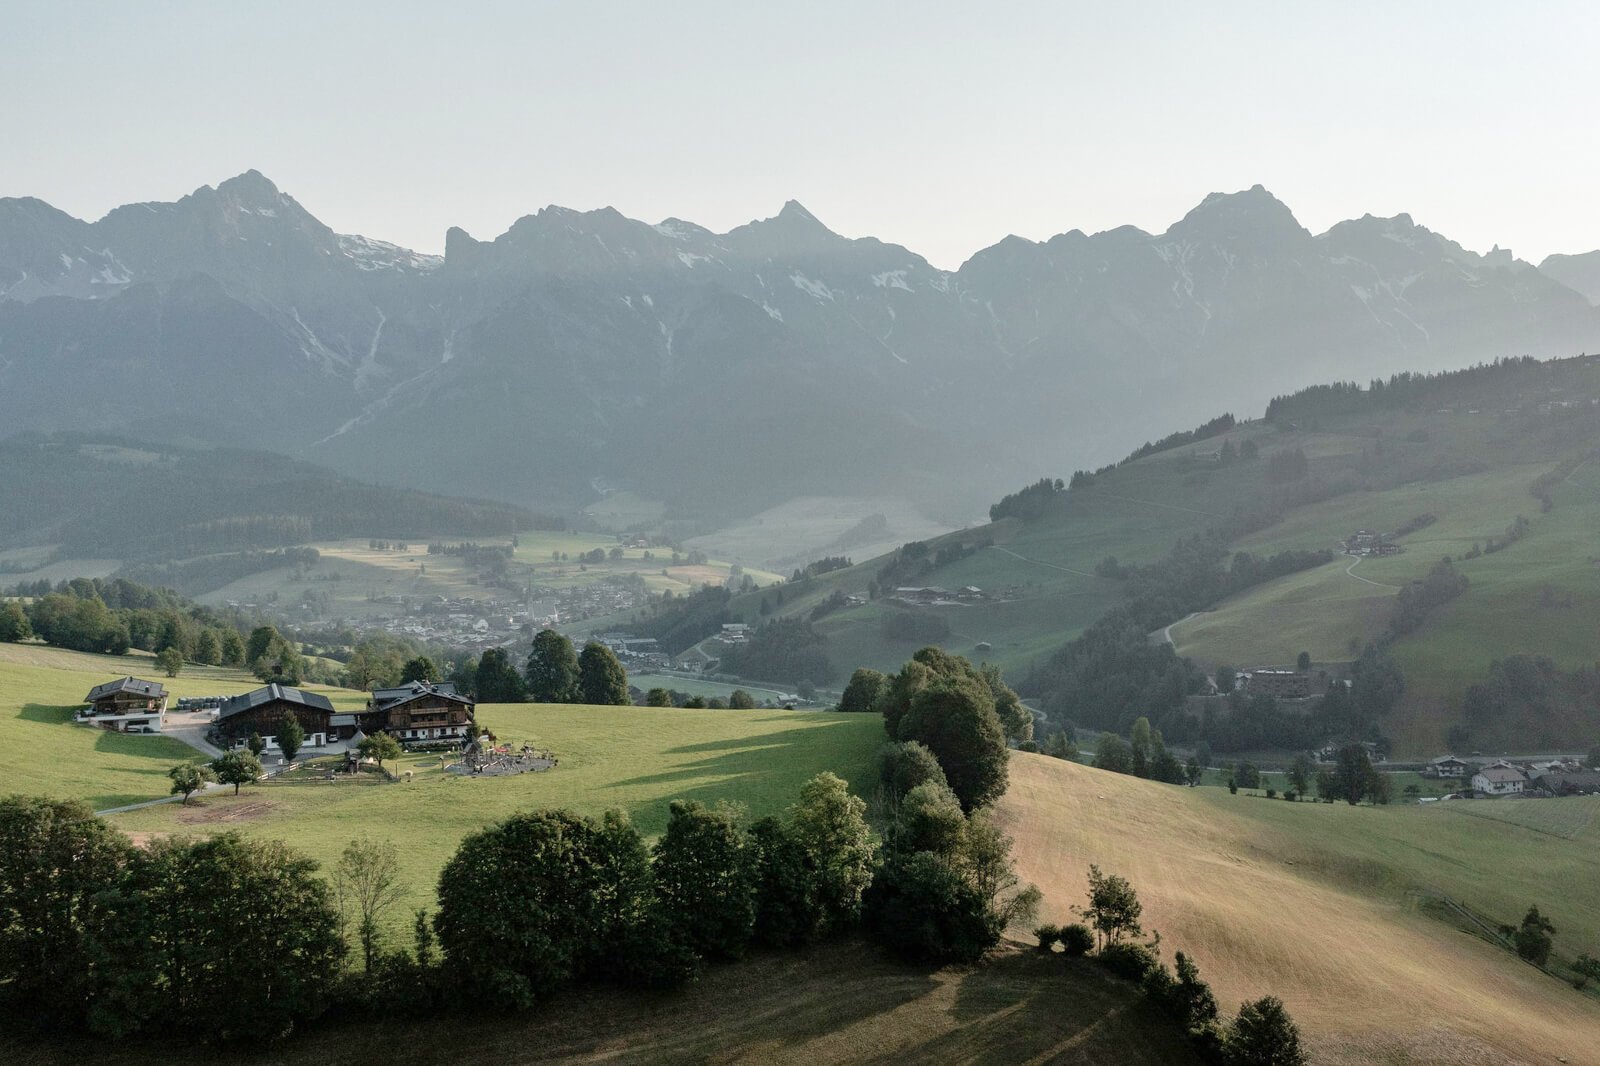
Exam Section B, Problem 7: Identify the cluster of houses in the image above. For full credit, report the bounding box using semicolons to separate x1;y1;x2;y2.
1343;530;1402;557
890;585;987;606
1425;755;1600;798
213;679;477;753
593;633;670;671
77;674;477;755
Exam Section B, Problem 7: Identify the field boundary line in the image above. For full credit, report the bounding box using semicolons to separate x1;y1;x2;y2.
989;545;1097;578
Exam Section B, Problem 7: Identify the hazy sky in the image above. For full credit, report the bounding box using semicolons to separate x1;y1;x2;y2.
6;1;1597;269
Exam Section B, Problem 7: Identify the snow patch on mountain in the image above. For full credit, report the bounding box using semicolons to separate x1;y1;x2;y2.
338;234;442;273
791;272;835;302
872;269;913;292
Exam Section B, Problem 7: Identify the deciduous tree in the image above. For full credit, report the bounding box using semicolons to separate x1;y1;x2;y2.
524;630;580;703
577;641;630;705
167;762;214;805
210;749;263;795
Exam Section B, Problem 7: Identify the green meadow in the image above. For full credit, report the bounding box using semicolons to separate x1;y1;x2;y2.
105;699;882;923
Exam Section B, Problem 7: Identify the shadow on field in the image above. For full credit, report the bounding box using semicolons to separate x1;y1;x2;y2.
0;941;1200;1066
660;725;841;756
18;702;74;724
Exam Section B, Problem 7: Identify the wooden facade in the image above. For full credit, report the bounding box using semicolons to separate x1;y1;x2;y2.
362;682;475;744
82;676;168;732
217;684;335;742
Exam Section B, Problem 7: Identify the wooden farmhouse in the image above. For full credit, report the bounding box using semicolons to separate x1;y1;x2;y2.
80;676;168;733
360;680;476;745
217;683;337;750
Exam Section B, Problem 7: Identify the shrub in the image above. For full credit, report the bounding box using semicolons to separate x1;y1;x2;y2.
1059;923;1095;956
1098;941;1160;982
1034;924;1061;951
877;740;950;804
1223;995;1307;1065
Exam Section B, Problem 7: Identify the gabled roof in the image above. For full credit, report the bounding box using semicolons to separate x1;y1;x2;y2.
218;683;335;720
1475;766;1527;784
1535;770;1600;792
369;680;472;712
85;676;167;702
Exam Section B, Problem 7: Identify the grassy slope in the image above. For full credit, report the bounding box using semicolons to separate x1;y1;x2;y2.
1002;753;1600;1065
0;941;1200;1066
0;643;362;809
107;701;883;922
735;360;1600;754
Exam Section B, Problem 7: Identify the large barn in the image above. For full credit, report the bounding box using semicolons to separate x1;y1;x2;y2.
217;683;337;749
81;676;168;733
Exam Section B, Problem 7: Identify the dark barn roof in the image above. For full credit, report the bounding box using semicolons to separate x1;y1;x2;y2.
85;676;168;702
370;680;472;712
218;683;336;721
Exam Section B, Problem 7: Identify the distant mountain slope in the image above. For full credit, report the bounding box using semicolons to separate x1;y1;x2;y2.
0;433;536;562
717;354;1600;754
2;173;1598;517
1540;250;1600;304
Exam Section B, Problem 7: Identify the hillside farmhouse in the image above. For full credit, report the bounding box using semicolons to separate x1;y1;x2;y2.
1472;765;1528;796
363;680;475;744
217;684;337;750
80;676;168;733
1425;756;1470;778
1534;770;1600;796
1242;669;1315;699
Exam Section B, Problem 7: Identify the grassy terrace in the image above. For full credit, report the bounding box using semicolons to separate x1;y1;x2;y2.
106;701;882;923
0;644;362;810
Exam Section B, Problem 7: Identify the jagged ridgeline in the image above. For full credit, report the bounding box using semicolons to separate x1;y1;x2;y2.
0;433;545;562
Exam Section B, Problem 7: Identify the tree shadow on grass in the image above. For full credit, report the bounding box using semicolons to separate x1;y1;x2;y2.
664;716;863;755
18;702;75;724
610;728;857;789
886;950;1201;1066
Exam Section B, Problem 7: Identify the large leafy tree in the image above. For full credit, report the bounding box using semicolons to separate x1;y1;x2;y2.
474;648;526;703
1223;995;1307;1066
400;655;440;684
0;796;132;1026
787;772;876;933
577;641;630;706
167;762;214;805
898;673;1009;811
525;629;580;703
652;800;755;960
92;834;344;1040
434;808;688;1009
333;836;405;971
210;749;263;795
839;667;888;713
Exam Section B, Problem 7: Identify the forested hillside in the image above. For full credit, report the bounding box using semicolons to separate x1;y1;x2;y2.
709;354;1600;755
0;434;541;562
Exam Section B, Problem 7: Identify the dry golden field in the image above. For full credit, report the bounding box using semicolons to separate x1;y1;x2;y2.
1000;753;1600;1065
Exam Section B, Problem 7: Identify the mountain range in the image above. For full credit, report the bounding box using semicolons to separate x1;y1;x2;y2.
3;172;1597;521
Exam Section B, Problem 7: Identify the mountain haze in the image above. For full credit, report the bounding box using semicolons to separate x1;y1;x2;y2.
3;173;1597;518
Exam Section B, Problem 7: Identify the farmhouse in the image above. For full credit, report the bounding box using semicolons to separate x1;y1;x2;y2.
217;683;336;749
1471;765;1528;796
361;680;475;745
1242;669;1315;699
80;676;168;733
1425;756;1470;779
1534;770;1600;796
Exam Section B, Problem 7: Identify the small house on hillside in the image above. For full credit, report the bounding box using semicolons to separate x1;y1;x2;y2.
362;680;475;745
81;676;168;733
1471;765;1528;796
218;683;336;750
1425;756;1470;779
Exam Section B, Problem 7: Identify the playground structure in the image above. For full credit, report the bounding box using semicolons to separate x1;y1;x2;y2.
447;734;558;777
